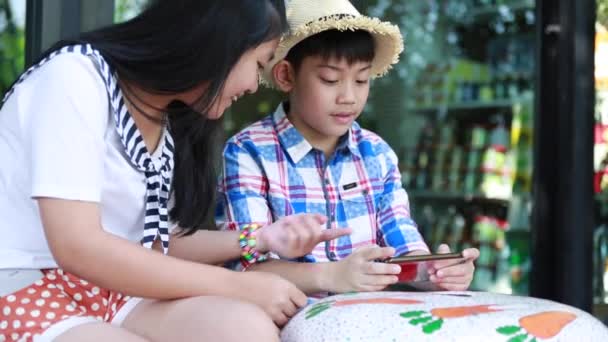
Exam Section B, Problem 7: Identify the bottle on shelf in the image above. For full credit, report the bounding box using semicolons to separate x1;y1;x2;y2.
412;120;437;190
593;224;608;303
481;115;511;198
471;213;496;289
416;205;437;242
464;125;488;194
448;146;465;192
431;122;456;191
431;207;454;251
511;95;534;194
447;208;467;252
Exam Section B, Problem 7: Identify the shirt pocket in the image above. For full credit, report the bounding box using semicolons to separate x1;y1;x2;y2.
337;182;377;224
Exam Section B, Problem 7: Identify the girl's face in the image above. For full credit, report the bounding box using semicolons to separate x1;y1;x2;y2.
206;39;280;119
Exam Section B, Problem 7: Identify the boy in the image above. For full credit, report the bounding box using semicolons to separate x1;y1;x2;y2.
217;0;479;295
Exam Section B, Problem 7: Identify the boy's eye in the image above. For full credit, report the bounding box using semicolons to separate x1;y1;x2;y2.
356;80;369;84
320;77;338;84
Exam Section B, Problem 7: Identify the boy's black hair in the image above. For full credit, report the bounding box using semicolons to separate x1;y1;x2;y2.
28;0;288;234
285;29;375;72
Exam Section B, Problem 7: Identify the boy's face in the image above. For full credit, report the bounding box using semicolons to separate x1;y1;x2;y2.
287;55;371;145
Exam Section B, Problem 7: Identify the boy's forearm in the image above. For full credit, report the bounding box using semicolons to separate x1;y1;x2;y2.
247;259;332;295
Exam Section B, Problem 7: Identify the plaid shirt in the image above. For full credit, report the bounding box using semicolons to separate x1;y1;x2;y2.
217;103;428;263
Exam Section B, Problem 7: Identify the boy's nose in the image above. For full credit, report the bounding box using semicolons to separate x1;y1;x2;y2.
338;84;356;104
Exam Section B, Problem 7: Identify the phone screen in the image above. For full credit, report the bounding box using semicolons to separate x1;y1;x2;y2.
384;252;464;283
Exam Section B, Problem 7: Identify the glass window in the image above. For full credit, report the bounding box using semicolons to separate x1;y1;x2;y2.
361;0;535;295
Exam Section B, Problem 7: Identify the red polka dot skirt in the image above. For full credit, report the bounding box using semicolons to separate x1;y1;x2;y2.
0;269;133;341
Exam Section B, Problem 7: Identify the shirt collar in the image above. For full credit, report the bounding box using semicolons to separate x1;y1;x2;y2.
273;103;312;164
272;102;361;163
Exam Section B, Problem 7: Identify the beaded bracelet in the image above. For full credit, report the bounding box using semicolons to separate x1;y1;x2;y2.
239;223;269;267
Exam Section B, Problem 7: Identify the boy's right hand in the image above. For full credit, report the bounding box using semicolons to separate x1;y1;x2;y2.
235;271;307;327
325;246;401;293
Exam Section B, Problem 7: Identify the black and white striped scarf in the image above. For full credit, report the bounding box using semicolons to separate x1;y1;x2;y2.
4;44;174;254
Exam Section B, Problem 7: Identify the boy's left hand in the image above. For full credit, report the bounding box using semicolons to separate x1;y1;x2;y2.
427;244;479;291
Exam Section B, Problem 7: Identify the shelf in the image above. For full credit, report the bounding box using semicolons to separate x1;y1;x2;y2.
407;100;517;113
408;190;510;205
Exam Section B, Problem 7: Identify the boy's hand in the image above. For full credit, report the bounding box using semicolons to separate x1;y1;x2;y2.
325;245;401;293
235;271;307;327
256;214;352;258
427;244;479;291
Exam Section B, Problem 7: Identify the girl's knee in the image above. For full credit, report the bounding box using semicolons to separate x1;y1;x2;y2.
195;297;279;341
127;296;279;342
229;299;279;338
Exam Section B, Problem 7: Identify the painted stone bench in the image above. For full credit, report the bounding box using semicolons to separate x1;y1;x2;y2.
281;291;608;341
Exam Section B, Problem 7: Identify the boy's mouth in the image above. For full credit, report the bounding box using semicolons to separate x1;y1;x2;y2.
331;113;356;124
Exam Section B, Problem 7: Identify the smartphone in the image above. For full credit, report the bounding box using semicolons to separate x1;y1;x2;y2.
384;252;464;283
385;252;463;264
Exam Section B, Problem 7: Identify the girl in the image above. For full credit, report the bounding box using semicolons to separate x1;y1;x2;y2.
0;1;349;341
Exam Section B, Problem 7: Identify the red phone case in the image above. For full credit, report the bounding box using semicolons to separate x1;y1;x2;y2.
397;262;419;282
389;253;463;283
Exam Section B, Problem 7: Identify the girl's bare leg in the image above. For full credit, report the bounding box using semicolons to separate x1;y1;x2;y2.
55;323;149;342
121;296;280;342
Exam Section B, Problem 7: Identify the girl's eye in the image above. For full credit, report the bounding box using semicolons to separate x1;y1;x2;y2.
356;80;369;84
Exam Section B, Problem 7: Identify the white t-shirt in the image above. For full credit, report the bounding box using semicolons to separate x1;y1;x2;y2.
0;53;166;269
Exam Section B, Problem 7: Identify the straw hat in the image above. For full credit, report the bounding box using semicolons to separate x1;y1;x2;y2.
262;0;404;86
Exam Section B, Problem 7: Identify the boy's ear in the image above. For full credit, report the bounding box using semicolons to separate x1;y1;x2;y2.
272;60;296;92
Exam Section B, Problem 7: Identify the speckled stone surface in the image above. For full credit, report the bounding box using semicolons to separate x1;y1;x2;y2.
281;291;608;342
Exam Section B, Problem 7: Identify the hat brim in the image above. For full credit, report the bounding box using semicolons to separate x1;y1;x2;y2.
261;15;404;87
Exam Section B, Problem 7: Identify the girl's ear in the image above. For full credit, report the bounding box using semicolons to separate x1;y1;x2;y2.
272;60;296;92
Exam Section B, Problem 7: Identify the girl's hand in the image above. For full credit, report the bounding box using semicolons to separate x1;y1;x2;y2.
235;271;307;327
256;214;352;258
325;245;401;293
427;244;479;291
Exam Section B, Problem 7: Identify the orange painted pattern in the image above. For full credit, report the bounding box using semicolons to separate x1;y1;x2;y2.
430;304;501;318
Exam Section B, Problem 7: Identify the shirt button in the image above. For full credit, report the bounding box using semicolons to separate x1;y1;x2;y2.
325;179;330;184
329;252;337;259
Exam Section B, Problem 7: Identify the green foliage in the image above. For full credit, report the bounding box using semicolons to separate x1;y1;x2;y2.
114;0;149;23
600;0;608;27
0;0;25;96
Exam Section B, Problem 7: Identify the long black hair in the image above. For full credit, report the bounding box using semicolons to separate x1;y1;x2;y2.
36;0;287;234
